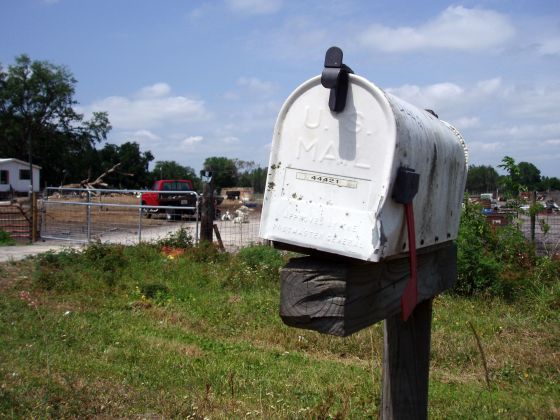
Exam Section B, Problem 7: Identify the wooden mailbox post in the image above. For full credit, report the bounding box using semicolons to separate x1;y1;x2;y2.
259;47;468;419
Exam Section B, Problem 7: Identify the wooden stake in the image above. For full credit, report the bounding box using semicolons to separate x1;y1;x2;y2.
213;224;225;252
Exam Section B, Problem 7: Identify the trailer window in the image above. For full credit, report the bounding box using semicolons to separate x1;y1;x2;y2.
0;170;8;184
19;169;30;180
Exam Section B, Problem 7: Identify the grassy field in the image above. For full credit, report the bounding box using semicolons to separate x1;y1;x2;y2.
0;241;558;418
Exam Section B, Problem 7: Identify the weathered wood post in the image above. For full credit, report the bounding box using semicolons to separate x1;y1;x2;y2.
31;192;38;242
382;299;432;419
259;47;469;418
200;169;214;243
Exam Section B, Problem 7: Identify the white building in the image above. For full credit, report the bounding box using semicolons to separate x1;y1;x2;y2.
0;158;41;197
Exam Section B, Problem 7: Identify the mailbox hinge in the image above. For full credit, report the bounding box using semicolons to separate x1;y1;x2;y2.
321;46;354;113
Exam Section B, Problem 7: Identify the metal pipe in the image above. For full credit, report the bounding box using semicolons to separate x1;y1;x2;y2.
195;196;199;244
46;187;200;195
86;190;92;242
138;194;142;243
43;201;197;211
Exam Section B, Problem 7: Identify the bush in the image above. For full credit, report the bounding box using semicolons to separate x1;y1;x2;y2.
455;199;535;299
157;228;193;249
34;243;130;291
34;249;81;290
0;229;15;246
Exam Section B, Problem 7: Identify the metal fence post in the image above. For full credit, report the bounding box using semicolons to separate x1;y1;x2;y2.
530;190;536;244
86;190;91;242
195;195;199;244
41;189;48;240
138;193;142;243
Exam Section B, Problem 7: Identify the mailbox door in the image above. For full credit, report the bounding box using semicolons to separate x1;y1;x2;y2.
260;74;468;261
260;75;397;261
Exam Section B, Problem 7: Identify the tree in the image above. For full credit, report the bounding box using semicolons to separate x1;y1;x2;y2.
517;162;541;191
498;156;523;198
151;160;201;190
97;142;154;189
203;156;238;190
466;165;499;194
0;54;111;187
232;159;268;193
539;176;560;191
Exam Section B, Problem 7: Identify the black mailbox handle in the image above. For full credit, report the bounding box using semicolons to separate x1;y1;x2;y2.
321;46;354;113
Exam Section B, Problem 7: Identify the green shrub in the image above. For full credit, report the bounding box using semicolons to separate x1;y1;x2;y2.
34;243;130;291
0;229;15;246
455;199;535;299
34;249;81;290
82;242;128;288
157;228;193;249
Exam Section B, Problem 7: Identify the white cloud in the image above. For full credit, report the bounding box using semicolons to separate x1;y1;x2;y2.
359;6;515;52
87;84;210;130
181;136;204;147
469;141;505;152
226;0;282;15
454;116;480;129
132;129;161;142
137;83;171;98
386;78;502;112
384;77;560;175
387;82;464;110
484;123;560;142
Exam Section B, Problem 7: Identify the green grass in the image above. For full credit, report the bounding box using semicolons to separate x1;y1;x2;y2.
0;243;558;418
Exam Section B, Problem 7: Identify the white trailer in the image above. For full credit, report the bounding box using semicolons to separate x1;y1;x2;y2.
0;158;41;196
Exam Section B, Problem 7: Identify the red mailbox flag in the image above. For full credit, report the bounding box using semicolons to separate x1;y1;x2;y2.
401;202;418;321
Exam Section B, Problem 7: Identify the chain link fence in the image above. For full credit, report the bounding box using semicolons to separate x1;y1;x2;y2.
34;188;560;256
519;212;560;256
40;187;264;251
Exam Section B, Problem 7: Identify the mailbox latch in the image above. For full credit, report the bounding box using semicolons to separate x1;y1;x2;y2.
321;46;354;113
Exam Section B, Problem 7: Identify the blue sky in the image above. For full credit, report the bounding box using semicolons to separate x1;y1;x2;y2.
2;0;559;176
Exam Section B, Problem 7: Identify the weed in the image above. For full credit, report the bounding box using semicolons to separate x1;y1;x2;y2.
140;283;171;305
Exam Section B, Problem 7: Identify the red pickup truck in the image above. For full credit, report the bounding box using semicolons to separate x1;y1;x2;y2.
141;180;197;220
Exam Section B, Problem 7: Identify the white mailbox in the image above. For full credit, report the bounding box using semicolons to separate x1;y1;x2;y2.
260;49;468;262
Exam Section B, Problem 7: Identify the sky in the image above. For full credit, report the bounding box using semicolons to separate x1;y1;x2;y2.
1;0;559;176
